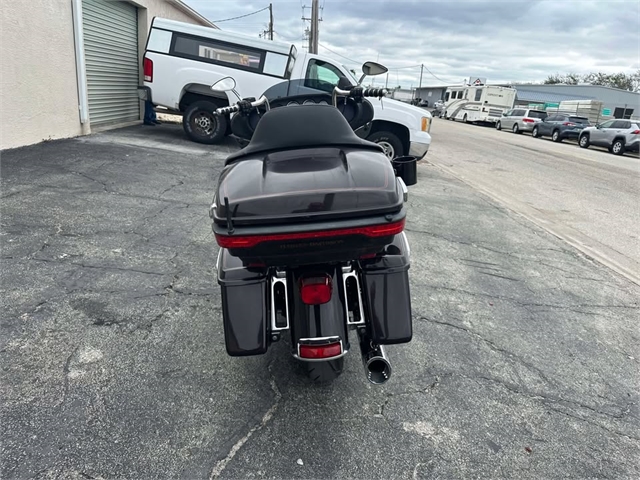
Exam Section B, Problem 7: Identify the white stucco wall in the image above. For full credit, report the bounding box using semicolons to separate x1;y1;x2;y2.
0;0;213;151
1;1;84;150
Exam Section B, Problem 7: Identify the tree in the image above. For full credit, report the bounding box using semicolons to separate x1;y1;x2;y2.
544;73;580;85
543;70;640;91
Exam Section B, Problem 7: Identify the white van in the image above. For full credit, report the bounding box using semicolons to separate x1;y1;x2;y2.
140;18;432;159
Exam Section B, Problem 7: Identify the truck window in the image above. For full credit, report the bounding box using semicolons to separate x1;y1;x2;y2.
445;92;450;102
474;89;482;101
171;33;264;71
304;59;349;93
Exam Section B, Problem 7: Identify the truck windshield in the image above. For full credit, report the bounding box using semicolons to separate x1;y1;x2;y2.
343;66;359;85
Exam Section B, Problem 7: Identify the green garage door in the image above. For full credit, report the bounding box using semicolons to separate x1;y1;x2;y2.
82;0;140;126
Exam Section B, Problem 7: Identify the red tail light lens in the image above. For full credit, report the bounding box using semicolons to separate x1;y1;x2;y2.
563;122;576;126
522;118;534;123
143;57;153;82
299;342;342;359
632;130;640;134
215;218;405;249
300;276;332;305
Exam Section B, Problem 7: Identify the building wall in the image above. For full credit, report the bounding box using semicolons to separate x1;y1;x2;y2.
1;0;213;151
1;0;84;150
503;84;640;116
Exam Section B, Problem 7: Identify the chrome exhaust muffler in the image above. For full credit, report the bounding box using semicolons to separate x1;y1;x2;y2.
357;329;392;385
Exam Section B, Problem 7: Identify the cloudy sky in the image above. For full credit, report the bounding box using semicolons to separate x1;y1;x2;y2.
183;0;639;87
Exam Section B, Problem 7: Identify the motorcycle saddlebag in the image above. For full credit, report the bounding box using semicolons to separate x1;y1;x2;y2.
212;146;405;266
217;249;268;356
360;233;412;344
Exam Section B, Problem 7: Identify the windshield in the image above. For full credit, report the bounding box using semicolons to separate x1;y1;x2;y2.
343;65;359;85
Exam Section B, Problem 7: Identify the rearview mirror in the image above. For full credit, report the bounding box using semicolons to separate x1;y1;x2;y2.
211;77;236;92
362;61;388;77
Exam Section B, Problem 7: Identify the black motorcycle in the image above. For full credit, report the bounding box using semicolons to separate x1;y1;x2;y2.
208;71;415;384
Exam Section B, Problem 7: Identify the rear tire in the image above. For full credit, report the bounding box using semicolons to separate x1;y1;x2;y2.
304;358;344;384
552;130;562;142
532;126;540;138
463;114;468;123
183;100;227;144
579;134;590;149
612;139;625;155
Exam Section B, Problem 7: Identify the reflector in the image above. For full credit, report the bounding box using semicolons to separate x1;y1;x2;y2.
299;342;342;359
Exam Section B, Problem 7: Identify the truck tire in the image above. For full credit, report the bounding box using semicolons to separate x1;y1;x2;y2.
183;100;227;144
367;131;403;159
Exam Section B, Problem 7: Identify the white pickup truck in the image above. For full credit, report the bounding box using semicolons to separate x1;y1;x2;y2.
141;18;432;159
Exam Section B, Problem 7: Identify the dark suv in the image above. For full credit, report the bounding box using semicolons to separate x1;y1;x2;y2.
532;115;590;142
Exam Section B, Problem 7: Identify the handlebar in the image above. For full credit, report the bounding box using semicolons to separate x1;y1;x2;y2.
214;95;270;116
332;87;388;106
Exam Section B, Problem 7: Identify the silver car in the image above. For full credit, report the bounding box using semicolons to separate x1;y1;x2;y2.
496;108;547;134
578;119;640;155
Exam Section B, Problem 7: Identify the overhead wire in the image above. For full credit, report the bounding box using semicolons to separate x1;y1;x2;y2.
211;6;270;23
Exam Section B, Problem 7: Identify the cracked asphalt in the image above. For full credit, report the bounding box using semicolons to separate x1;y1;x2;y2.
1;124;639;479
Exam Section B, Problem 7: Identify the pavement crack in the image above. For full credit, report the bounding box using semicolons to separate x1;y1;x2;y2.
478;271;520;282
209;365;282;479
546;405;640;442
70;262;168;276
404;226;519;258
160;179;185;195
419;316;557;387
73;170;110;193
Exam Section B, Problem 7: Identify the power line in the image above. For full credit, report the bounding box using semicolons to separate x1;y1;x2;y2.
211;6;270;23
422;64;448;83
318;42;359;64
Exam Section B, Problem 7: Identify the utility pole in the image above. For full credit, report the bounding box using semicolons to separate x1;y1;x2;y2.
310;0;319;54
418;63;424;96
268;3;273;40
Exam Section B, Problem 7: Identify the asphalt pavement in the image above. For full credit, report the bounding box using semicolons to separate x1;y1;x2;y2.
1;124;639;479
425;118;640;284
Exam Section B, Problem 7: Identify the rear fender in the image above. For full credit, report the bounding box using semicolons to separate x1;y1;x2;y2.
288;267;349;359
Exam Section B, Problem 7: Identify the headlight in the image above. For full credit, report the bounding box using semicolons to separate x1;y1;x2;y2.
421;116;429;132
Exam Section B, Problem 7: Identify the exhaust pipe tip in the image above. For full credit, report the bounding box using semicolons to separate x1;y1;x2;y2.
365;356;392;385
358;329;392;385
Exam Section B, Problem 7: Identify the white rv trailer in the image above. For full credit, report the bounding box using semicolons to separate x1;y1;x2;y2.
442;84;517;124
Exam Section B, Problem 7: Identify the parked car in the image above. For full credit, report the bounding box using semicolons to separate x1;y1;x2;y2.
578;119;640;155
531;115;591;142
496;108;547;134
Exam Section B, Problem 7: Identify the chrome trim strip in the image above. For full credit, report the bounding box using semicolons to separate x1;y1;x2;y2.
342;265;365;326
270;270;289;332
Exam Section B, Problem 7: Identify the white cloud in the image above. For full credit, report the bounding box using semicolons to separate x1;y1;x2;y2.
184;0;639;87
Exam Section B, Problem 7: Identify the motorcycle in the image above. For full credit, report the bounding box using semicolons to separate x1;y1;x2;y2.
208;63;415;384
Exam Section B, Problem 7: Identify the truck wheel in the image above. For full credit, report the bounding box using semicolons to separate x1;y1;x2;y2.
303;358;344;384
183;100;227;144
496;121;502;130
367;131;403;159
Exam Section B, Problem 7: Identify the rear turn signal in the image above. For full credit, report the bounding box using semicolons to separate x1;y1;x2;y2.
300;276;332;305
143;57;153;82
299;342;342;359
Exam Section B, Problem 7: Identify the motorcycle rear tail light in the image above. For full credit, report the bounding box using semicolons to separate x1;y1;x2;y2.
299;342;342;359
215;219;405;249
144;57;153;82
300;276;332;305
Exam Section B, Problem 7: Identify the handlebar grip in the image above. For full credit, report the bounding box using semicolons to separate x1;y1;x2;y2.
214;105;240;116
363;88;387;98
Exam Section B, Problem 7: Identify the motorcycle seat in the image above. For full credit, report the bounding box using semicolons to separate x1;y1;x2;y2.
225;104;382;165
